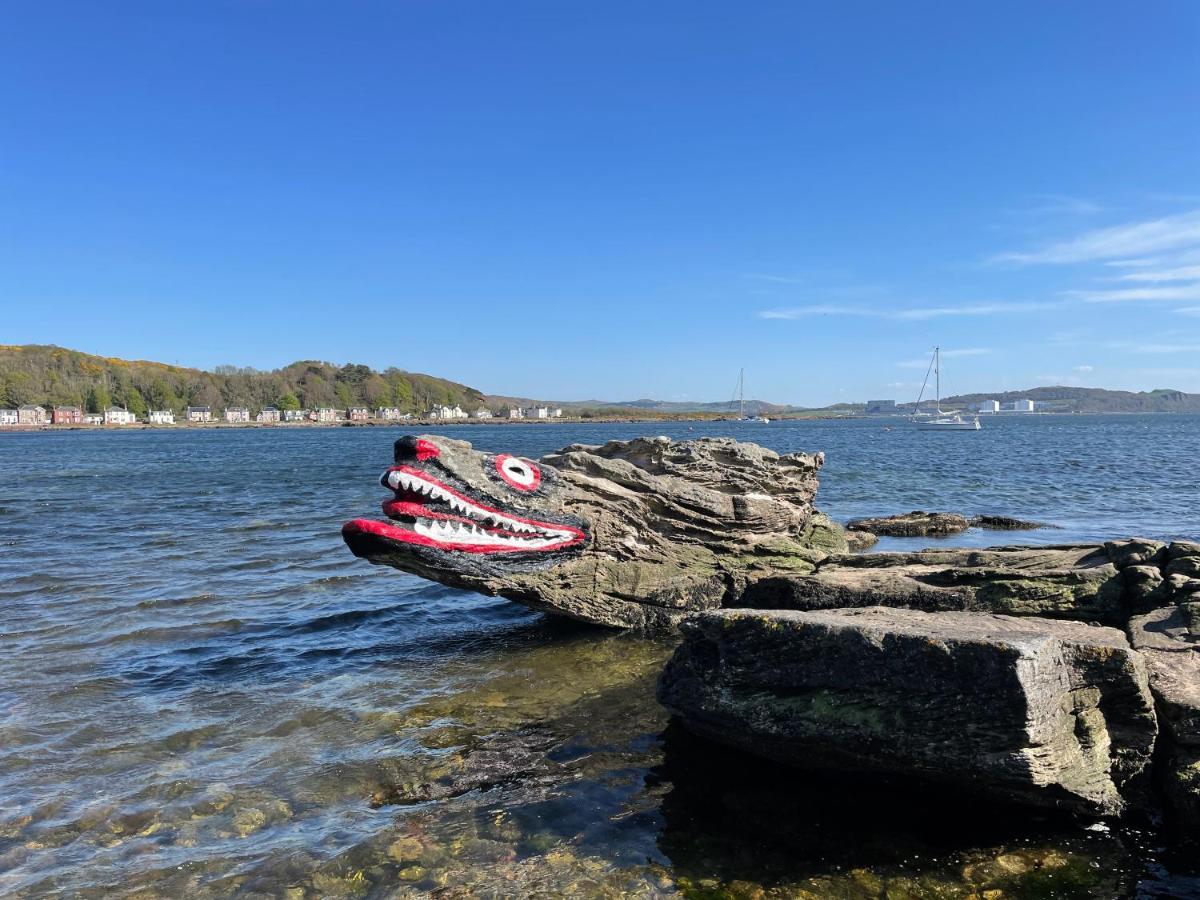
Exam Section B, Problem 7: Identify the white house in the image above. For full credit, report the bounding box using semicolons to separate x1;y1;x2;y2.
83;413;103;425
551;408;563;418
429;405;468;420
0;409;17;426
224;407;250;423
315;407;341;422
508;408;524;419
105;407;137;425
148;409;175;424
376;407;403;420
256;406;281;423
523;406;549;419
284;409;307;422
975;400;1000;414
17;405;48;425
473;408;493;419
186;406;212;422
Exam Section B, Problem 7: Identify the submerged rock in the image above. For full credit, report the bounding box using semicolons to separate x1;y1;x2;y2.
846;510;969;537
736;545;1127;624
658;607;1157;816
344;435;840;629
970;514;1048;531
844;530;879;552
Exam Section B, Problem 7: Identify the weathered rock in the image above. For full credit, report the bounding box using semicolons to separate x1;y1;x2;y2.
846;511;969;537
658;607;1158;816
1117;541;1200;611
844;529;879;552
1129;604;1200;825
1105;539;1168;570
343;435;838;629
1169;541;1200;561
736;545;1127;624
1123;565;1171;611
970;514;1048;531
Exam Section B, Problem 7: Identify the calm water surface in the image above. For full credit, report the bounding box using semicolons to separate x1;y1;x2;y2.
1;416;1198;897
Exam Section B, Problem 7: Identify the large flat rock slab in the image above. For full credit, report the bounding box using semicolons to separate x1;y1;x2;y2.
658;607;1157;816
737;545;1127;623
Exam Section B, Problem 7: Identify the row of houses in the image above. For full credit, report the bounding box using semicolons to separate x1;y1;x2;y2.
0;405;142;426
428;405;565;420
2;402;571;426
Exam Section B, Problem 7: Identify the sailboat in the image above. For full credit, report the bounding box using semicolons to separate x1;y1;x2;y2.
731;368;770;422
911;347;981;431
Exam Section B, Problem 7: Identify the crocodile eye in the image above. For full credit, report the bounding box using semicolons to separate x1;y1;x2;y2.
495;454;541;492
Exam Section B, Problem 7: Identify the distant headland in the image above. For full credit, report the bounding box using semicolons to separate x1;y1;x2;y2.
1;344;1198;429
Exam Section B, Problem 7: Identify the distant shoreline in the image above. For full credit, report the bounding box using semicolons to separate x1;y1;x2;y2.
1;409;1196;434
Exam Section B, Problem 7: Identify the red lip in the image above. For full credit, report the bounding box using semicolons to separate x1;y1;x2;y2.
343;465;585;555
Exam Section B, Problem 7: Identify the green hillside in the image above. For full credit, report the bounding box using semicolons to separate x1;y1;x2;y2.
0;345;485;417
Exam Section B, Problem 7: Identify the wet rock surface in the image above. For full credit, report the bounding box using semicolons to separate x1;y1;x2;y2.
738;544;1127;623
847;510;970;536
970;514;1049;530
659;606;1158;817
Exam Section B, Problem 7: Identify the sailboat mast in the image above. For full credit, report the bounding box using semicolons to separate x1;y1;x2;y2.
739;368;745;418
934;346;941;412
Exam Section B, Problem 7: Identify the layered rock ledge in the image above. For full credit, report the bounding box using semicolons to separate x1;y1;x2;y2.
658;607;1158;817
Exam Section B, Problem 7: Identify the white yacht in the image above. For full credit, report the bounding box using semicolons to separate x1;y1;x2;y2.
911;347;981;431
730;369;769;422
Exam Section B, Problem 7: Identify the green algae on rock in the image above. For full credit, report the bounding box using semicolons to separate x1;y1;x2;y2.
659;606;1158;817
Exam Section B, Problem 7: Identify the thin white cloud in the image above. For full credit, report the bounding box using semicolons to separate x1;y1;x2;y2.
1020;194;1106;216
1074;365;1094;372
1132;343;1200;355
745;273;807;285
940;348;992;358
995;209;1200;265
758;301;1054;321
1103;258;1162;268
1114;265;1200;283
1177;307;1200;317
893;302;1056;320
758;305;878;319
1067;284;1200;303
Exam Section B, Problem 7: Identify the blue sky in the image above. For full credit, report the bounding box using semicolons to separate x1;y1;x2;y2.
2;2;1198;406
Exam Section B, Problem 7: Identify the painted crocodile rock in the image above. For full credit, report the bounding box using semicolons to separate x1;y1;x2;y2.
342;434;842;629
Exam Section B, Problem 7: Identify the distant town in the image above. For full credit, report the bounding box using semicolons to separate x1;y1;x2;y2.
0;403;567;428
3;345;1200;429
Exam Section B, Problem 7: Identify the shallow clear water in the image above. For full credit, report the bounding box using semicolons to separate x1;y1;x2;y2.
1;417;1197;897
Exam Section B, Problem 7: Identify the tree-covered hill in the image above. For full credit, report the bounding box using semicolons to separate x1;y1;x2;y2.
0;345;485;417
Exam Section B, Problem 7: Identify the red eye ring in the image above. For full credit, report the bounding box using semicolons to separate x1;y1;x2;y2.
495;454;541;492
